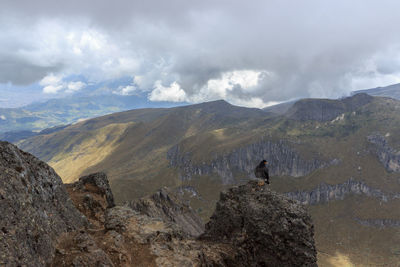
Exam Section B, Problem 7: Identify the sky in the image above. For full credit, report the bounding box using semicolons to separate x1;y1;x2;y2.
1;0;400;108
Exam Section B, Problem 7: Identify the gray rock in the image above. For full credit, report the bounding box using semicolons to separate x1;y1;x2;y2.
129;187;205;237
201;181;317;266
285;178;395;205
0;141;87;267
75;172;115;208
168;140;327;183
368;134;400;172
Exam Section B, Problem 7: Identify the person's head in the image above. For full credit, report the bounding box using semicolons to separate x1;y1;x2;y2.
259;159;268;167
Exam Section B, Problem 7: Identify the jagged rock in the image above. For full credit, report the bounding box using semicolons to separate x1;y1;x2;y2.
129;187;205;237
0;141;317;266
168;140;327;183
368;134;400;172
0;141;87;267
201;181;317;266
65;172;114;228
74;172;115;208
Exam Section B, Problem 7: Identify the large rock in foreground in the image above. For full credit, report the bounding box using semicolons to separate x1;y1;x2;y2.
201;180;317;266
0;142;86;266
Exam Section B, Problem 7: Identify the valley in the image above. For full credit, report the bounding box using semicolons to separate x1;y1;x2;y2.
16;93;400;266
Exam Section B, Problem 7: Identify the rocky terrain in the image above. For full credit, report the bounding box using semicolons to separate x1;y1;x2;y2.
0;141;87;266
0;142;317;266
16;93;400;265
129;186;205;237
202;181;317;266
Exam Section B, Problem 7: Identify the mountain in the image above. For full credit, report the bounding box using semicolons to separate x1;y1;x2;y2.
0;142;316;266
0;93;185;135
18;93;400;266
352;82;400;99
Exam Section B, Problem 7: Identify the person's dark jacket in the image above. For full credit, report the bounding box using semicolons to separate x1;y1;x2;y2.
254;161;269;181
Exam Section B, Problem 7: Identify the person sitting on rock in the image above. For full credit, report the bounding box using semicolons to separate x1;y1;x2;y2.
254;160;270;185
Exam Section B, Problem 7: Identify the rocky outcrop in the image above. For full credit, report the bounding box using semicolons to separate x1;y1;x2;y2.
57;177;318;266
129;187;205;237
368;134;400;172
0;141;87;267
201;181;317;266
1;141;317;266
168;140;327;183
285;93;373;122
285;178;400;205
65;172;115;228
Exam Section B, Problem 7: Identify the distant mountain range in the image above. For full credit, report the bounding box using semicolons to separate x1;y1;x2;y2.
352;82;400;99
0;93;186;138
17;93;400;266
2;81;399;139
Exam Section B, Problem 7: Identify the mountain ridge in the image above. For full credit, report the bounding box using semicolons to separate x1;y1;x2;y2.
17;93;400;265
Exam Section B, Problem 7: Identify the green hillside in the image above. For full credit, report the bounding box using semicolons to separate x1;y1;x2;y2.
19;94;400;266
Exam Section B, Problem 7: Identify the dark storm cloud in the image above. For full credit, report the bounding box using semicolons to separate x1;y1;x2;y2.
0;55;62;85
2;0;400;106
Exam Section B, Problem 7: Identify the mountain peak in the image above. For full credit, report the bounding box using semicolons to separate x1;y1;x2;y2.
286;93;373;121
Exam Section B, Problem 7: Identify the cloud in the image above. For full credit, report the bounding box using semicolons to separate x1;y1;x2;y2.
40;73;86;94
2;0;400;106
118;85;136;96
66;81;86;92
149;81;187;102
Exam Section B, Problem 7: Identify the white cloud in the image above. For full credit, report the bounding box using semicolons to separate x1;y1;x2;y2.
3;1;400;107
0;115;6;120
40;73;64;94
66;81;86;92
119;85;136;95
148;81;187;102
43;84;64;94
39;73;63;87
40;73;86;94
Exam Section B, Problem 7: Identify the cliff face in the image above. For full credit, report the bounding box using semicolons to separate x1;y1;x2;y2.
285;178;400;205
0;141;86;267
368;134;400;172
168;140;327;183
201;181;317;266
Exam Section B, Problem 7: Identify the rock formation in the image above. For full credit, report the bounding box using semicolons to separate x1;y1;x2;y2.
201;181;318;266
129;187;205;237
368;134;400;172
0;142;317;266
168;140;327;183
285;178;400;205
64;172;115;228
0;141;86;267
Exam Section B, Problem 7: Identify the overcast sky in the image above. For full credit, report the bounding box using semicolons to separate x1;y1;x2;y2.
1;0;400;108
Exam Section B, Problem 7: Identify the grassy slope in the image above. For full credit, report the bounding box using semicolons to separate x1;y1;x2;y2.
18;96;400;266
